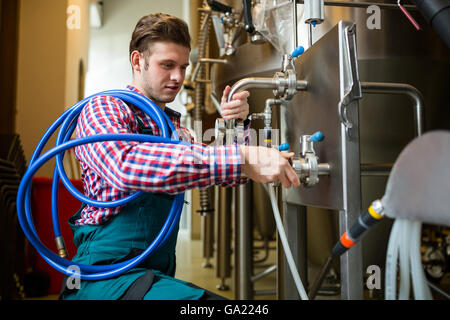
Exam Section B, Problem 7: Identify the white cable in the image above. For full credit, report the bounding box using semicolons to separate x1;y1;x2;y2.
409;221;423;299
267;184;309;300
385;219;401;299
386;219;433;300
398;219;411;299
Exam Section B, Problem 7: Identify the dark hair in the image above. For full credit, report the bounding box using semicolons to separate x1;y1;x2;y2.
129;13;191;59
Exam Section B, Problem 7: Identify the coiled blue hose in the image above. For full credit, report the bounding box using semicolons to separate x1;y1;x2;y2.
17;90;188;280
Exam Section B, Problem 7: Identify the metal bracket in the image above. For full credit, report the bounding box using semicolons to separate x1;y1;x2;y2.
338;24;362;133
338;92;353;129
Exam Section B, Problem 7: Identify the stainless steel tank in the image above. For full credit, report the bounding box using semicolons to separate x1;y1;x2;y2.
304;1;450;278
211;0;449;299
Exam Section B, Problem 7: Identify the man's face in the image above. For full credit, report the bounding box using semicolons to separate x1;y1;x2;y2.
135;41;190;107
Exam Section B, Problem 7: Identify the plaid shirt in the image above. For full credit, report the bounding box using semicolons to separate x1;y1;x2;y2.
74;85;249;225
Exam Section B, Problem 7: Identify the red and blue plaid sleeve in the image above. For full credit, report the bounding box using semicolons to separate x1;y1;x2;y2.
73;87;250;225
75;96;245;193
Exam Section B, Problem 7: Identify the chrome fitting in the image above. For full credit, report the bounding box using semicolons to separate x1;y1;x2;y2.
371;199;385;216
291;133;330;187
55;236;68;258
273;69;298;100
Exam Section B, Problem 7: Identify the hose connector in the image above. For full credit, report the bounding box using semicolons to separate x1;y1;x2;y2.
332;199;385;257
55;236;68;258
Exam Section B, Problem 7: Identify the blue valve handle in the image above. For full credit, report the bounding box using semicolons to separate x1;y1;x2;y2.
278;143;293;166
310;131;324;142
278;143;290;152
291;46;305;58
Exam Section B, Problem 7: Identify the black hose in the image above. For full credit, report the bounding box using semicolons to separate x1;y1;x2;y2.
415;0;450;48
243;0;255;33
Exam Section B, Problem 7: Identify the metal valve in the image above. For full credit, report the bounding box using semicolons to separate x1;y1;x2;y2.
292;131;330;187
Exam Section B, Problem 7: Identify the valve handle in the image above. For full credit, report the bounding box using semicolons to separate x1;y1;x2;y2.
291;46;305;58
310;131;324;142
278;143;290;152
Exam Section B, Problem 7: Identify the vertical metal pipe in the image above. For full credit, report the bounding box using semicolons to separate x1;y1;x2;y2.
339;94;364;299
308;23;313;47
201;212;214;268
195;2;215;266
216;187;232;290
234;183;253;299
293;0;298;50
199;186;215;266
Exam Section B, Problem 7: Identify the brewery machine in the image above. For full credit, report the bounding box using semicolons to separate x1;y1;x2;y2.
187;0;450;300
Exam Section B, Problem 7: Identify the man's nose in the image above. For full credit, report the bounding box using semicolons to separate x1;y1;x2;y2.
170;68;185;83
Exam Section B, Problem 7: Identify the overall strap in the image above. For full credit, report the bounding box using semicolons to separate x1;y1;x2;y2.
120;270;155;300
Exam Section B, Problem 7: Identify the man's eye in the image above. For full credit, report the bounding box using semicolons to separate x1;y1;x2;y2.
162;63;173;69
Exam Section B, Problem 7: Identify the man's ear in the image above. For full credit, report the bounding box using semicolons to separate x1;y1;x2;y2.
130;50;143;72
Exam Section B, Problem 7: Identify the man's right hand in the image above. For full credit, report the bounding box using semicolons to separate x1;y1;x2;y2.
239;146;300;188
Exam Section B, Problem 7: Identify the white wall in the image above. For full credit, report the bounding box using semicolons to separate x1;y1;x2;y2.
84;0;190;114
65;0;90;108
15;0;91;178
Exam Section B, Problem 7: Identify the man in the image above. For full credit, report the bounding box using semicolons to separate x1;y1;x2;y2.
60;13;299;300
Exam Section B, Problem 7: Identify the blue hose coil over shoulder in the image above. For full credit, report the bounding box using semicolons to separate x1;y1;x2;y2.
17;90;187;280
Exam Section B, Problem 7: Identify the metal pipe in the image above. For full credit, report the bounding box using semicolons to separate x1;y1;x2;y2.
201;212;214;268
308;23;313;48
297;0;416;10
227;78;279;104
235;183;253;299
296;80;308;90
225;76;307;131
200;58;229;64
251;264;277;282
254;289;276;296
227;77;308;104
191;58;228;83
253;239;271;263
265;99;283;129
308;254;334;299
209;59;222;114
210;92;222;114
318;163;331;175
427;280;450;299
226;78;278;130
361;82;425;137
293;0;298;50
216;187;232;290
360;163;393;176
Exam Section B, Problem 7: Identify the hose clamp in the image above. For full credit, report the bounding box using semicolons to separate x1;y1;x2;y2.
272;69;298;101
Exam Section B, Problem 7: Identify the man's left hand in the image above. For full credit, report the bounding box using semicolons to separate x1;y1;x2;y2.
220;85;250;121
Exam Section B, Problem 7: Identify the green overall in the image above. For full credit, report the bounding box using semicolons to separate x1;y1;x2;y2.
59;108;205;300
